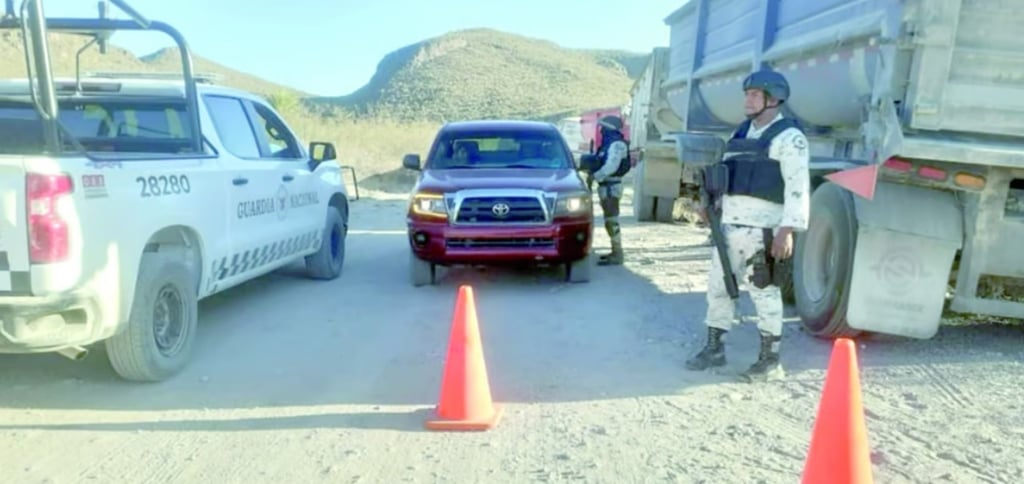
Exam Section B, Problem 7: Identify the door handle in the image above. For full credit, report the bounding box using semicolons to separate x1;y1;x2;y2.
282;174;294;182
232;177;248;186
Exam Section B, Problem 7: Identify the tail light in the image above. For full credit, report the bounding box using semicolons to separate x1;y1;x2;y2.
27;172;73;263
884;156;988;191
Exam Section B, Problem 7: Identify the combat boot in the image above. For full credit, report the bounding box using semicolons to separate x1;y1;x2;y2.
685;327;727;370
740;331;785;382
597;242;624;266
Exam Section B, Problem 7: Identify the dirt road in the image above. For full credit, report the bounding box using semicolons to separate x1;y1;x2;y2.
1;188;1022;483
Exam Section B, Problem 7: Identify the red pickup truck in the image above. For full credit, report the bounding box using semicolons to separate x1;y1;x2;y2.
402;120;595;286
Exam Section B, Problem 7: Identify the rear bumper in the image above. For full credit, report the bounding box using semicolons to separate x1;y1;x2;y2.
407;219;593;265
0;289;104;353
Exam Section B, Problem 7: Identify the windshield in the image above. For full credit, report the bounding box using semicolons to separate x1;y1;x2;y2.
0;99;194;156
427;129;573;170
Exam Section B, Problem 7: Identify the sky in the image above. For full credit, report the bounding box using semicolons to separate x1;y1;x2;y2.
29;0;688;97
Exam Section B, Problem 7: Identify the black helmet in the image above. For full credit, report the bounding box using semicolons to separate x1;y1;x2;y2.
742;69;790;103
598;115;623;132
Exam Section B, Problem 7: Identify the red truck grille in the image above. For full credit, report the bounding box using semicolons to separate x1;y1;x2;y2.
446;237;556;249
455;196;546;224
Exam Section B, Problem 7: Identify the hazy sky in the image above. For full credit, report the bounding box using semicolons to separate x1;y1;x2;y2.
30;0;687;97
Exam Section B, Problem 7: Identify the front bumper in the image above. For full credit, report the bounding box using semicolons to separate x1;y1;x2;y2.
408;219;593;265
0;289;104;353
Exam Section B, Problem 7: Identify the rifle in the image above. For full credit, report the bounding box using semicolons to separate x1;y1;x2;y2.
675;133;739;300
702;164;740;300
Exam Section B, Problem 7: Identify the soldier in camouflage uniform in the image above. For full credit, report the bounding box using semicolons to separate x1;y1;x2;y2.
586;115;631;266
685;70;811;382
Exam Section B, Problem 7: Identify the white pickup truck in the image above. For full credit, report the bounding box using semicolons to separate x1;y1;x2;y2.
0;0;350;381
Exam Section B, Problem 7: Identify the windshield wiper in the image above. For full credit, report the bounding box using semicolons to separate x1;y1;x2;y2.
503;164;557;169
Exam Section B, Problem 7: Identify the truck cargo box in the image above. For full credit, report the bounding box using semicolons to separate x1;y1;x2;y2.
662;0;1024;149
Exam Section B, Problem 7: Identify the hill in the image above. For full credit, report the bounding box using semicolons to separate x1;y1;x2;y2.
0;31;305;97
316;29;648;122
583;49;651;79
1;29;651;123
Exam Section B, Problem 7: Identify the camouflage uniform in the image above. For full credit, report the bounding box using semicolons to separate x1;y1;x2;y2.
686;109;811;382
591;117;630;266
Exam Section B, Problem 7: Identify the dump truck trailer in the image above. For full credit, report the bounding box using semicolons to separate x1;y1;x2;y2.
628;48;692;223
662;0;1024;339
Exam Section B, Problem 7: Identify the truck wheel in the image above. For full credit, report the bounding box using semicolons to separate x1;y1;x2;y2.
306;207;347;280
410;252;436;286
635;195;656;221
632;166;654;221
566;253;593;283
793;182;860;338
106;252;198;382
654;196;675;222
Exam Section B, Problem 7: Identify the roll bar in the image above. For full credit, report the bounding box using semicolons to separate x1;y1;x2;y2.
0;0;203;154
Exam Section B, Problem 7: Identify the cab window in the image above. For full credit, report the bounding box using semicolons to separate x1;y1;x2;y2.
249;102;301;159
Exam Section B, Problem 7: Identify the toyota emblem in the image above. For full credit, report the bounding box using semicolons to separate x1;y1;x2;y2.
491;202;511;217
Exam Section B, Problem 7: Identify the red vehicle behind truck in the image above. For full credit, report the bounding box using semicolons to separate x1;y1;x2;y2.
576;106;638;171
578;107;631;152
402;120;595;286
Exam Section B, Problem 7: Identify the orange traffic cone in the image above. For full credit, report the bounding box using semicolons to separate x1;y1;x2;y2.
802;338;873;483
425;285;503;431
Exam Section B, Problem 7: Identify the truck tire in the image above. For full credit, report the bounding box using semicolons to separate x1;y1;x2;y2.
410;252;436;286
106;252;198;382
654;196;675;222
632;169;656;222
793;182;860;338
635;195;656;221
566;253;593;283
305;207;347;280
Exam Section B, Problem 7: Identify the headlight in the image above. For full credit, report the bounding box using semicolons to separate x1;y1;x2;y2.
410;192;448;219
555;192;591;216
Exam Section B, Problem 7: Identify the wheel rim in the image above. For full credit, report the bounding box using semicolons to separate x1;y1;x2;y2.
801;220;837;304
153;283;188;357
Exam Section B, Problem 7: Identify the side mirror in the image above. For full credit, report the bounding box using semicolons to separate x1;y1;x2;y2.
403;153;421;171
310;141;337;164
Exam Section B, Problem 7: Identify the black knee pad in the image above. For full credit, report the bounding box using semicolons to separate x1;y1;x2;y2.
604;219;620;236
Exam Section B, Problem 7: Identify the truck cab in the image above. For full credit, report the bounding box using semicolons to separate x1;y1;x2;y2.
0;0;350;382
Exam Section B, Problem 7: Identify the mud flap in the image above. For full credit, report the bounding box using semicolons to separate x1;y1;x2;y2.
846;182;964;339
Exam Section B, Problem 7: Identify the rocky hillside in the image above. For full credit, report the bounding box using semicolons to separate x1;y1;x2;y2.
315;29;648;122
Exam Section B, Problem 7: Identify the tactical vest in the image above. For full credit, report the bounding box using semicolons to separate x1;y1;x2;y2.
722;117;802;204
595;134;632;179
